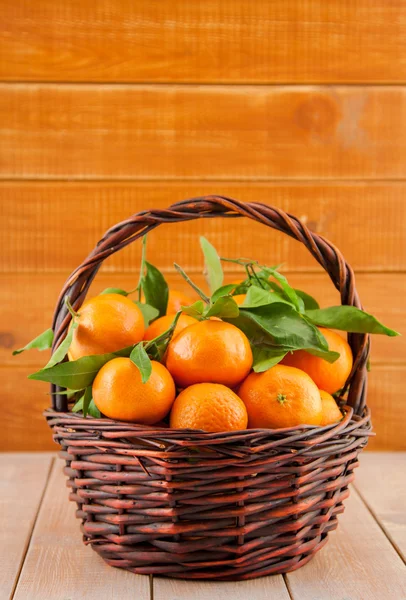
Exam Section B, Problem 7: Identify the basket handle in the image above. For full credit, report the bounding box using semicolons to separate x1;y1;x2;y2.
51;196;369;415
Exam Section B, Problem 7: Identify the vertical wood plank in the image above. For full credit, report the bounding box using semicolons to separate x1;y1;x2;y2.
285;487;406;600
355;452;406;561
0;453;53;600
153;574;291;600
13;459;150;600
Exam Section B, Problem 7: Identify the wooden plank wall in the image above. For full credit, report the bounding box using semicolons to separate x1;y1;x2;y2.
1;1;405;451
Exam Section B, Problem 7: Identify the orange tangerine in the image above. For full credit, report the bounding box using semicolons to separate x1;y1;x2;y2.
238;364;323;428
68;293;145;361
92;357;175;424
170;383;248;432
166;320;253;388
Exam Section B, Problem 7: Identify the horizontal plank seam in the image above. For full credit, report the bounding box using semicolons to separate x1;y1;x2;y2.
352;482;406;565
1;269;406;276
3;176;406;184
2;179;406;186
2;81;406;88
10;456;55;600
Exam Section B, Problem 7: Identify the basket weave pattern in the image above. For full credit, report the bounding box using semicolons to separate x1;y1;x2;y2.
46;197;372;580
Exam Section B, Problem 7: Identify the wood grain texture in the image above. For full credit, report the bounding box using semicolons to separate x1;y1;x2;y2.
1;1;406;83
1;369;55;452
1;181;405;273
2;85;406;179
0;453;53;600
4;364;404;452
13;459;149;600
3;273;403;367
355;452;406;561
154;573;290;599
285;487;406;600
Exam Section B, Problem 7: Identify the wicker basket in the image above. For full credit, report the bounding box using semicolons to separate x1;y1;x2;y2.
45;196;372;581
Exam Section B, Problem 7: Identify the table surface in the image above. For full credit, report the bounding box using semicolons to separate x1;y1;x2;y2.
1;452;405;600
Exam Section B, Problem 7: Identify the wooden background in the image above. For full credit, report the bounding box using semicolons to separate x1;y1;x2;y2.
1;1;405;451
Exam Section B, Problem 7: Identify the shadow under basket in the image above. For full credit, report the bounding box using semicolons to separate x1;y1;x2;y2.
45;196;372;581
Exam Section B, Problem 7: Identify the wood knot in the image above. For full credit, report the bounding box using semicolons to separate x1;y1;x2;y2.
0;332;15;349
295;94;341;138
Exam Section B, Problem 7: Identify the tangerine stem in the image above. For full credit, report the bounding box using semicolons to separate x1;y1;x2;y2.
136;235;148;301
174;264;210;303
277;393;287;405
64;296;80;320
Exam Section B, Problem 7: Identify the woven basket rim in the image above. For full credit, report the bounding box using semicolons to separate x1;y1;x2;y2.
45;404;372;448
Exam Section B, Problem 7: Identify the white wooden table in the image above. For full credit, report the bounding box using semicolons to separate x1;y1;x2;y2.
1;452;405;600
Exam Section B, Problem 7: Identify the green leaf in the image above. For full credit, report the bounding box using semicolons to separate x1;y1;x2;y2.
211;284;239;303
240;286;290;308
130;343;152;383
81;386;93;417
142;261;169;317
306;306;400;336
100;287;129;296
200;236;224;294
204;296;240;319
43;321;78;369
49;388;83;397
259;268;304;312
29;345;133;389
12;328;54;356
134;301;159;326
226;304;339;363
71;395;84;413
72;387;92;416
88;399;102;418
251;345;288;372
145;312;182;362
72;390;101;418
180;300;205;319
294;289;320;310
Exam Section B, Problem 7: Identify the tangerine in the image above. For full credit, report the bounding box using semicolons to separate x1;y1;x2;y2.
320;390;342;426
232;294;247;306
238;364;322;428
166;289;195;314
68;293;145;361
92;357;175;424
143;314;198;341
166;320;253;388
170;383;248;432
282;327;353;394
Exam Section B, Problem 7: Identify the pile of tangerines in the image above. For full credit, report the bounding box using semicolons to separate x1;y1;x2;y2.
17;236;397;432
68;288;348;432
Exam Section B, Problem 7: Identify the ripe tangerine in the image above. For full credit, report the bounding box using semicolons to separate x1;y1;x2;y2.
282;327;353;394
143;314;198;341
68;293;145;361
238;364;322;428
166;289;195;314
92;357;175;424
320;390;343;426
170;383;248;432
166;320;253;388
